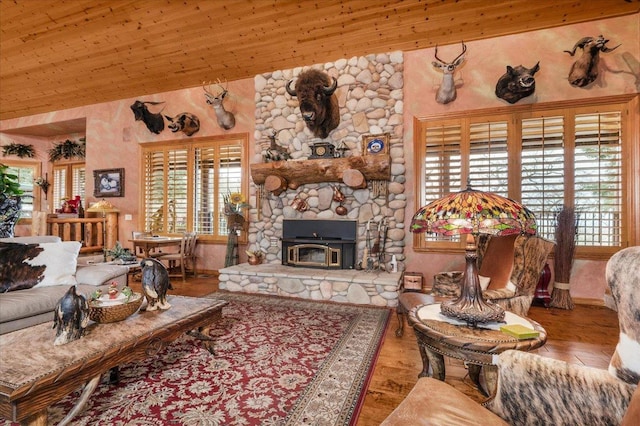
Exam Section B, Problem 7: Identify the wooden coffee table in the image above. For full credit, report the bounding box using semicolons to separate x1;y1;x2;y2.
408;303;546;396
0;295;227;426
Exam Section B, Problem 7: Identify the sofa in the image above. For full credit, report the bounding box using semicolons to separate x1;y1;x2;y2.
0;236;129;335
383;246;640;425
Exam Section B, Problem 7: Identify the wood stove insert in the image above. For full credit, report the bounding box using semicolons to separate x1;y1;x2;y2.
281;219;357;269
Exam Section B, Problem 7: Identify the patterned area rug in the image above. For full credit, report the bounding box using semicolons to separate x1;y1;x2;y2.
15;293;389;426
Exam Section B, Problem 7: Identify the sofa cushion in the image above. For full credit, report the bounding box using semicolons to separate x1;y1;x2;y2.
0;236;61;244
76;264;130;286
0;283;111;326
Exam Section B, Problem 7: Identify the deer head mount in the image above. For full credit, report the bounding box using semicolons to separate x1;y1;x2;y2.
203;80;236;130
432;42;466;104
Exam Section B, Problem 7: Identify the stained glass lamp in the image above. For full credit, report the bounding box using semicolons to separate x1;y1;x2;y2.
410;183;537;326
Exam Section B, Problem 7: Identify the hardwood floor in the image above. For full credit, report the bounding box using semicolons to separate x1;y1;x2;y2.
131;275;619;425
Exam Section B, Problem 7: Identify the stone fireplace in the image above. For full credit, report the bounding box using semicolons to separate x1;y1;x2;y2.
219;51;407;308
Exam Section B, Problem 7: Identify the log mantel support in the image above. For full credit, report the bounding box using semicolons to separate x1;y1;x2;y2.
250;155;391;194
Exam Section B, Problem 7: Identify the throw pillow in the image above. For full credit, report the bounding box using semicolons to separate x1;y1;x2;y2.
0;242;46;292
29;241;81;287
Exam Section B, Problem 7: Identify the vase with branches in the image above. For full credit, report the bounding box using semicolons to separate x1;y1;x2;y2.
550;206;579;309
223;192;249;267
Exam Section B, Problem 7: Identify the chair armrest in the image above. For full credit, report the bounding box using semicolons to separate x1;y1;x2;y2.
485;350;636;425
382;377;508;425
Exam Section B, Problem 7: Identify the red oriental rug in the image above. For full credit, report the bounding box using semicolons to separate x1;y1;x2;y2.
15;293;389;425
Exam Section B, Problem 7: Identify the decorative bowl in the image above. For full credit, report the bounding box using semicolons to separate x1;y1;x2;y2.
89;293;143;323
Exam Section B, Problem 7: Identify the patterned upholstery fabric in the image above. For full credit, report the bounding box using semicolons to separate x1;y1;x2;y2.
606;246;640;385
432;234;554;316
485;350;637;425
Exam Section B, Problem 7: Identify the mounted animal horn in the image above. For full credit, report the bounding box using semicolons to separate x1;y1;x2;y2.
322;77;338;95
564;35;620;87
285;80;297;97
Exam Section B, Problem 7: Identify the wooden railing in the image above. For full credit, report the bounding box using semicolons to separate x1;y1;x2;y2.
31;211;118;254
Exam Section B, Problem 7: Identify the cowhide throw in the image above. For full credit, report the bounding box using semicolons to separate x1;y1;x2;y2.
0;241;80;292
486;350;636;425
606;246;640;385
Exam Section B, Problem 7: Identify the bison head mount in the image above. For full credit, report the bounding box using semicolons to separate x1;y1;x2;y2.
286;69;339;139
495;62;540;104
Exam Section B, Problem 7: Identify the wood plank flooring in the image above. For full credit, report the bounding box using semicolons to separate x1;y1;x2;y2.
129;275;619;425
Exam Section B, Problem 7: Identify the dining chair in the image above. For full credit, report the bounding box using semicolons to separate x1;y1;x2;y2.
158;232;198;281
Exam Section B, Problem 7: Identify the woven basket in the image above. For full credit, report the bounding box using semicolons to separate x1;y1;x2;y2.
89;293;143;323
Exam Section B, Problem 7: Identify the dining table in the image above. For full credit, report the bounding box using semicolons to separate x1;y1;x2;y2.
129;236;183;258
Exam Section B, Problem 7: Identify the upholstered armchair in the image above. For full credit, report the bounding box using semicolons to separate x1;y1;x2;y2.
432;233;554;316
384;246;640;425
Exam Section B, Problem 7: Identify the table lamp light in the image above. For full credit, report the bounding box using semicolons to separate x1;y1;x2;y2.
410;182;537;327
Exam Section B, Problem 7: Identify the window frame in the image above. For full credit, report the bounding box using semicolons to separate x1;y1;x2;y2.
139;134;249;244
2;160;42;223
413;94;638;260
52;161;86;212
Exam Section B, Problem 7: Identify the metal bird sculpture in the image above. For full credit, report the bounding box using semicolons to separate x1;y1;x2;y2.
53;286;90;346
140;258;173;311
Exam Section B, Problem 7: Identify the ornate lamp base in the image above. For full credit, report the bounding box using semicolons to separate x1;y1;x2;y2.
440;234;505;327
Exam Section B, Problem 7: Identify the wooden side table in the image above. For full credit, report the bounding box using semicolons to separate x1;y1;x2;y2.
408;303;547;396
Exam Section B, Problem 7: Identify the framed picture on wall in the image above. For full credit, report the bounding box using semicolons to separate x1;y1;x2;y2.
93;168;124;197
362;133;390;156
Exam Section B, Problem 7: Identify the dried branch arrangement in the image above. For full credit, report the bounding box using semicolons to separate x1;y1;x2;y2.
550;206;578;309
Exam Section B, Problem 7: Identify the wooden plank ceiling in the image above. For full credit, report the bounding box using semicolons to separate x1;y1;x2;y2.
1;0;638;122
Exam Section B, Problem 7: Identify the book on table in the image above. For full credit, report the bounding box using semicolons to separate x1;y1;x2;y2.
500;324;540;339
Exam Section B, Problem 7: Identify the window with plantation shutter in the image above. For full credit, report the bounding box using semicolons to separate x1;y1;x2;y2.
72;165;85;201
52;162;85;211
414;97;633;258
468;120;509;195
4;162;38;219
141;135;248;242
573;111;622;247
521;116;565;239
52;167;67;210
421;122;462;243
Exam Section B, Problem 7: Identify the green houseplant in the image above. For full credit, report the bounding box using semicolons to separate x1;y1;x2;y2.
0;163;24;238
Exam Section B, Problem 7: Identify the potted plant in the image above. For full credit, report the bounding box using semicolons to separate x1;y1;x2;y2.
106;241;136;263
0;163;24;238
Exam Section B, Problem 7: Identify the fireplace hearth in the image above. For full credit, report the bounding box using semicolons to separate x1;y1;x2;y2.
282;219;357;269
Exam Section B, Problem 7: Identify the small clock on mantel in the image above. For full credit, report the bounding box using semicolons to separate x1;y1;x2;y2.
309;142;335;159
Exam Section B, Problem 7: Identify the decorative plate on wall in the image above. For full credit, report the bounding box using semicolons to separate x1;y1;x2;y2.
362;133;390;155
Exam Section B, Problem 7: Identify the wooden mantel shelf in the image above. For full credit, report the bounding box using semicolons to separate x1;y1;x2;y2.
250;155;391;194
